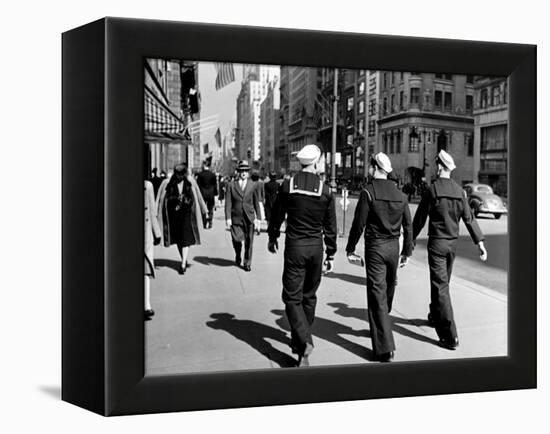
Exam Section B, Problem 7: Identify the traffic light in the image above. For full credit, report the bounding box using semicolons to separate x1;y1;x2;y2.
247;148;251;159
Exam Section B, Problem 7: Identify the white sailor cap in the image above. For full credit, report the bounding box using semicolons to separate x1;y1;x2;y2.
436;150;456;171
371;152;393;173
296;144;322;165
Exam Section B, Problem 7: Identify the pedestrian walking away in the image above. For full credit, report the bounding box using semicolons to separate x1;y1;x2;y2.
346;152;413;362
144;180;161;320
196;161;218;229
251;171;265;234
157;164;208;275
268;144;337;367
264;171;280;226
225;160;261;272
412;150;488;350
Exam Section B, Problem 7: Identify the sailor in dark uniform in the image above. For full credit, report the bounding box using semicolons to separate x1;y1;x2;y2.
268;144;337;367
346;152;413;362
412;150;488;349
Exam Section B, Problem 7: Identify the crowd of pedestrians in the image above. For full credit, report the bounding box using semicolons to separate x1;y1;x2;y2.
144;146;488;366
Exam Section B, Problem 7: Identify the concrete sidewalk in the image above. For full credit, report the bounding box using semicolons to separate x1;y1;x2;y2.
146;206;507;375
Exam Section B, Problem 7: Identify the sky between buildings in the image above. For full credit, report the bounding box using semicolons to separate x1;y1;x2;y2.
199;62;243;146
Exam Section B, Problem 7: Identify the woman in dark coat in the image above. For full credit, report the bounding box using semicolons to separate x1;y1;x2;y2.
157;164;207;274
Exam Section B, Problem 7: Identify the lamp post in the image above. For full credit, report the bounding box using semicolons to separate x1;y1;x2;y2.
330;68;339;192
409;126;419;183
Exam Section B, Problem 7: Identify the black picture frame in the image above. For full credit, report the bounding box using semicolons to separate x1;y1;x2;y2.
62;17;536;416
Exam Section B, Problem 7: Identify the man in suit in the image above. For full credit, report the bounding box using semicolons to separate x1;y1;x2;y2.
268;145;337;367
225;160;261;272
412;150;487;349
264;171;280;226
196;161;218;229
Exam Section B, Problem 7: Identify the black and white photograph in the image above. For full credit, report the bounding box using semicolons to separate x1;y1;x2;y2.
2;0;546;430
144;60;509;374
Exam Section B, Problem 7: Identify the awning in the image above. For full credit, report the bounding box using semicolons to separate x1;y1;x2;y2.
144;84;190;143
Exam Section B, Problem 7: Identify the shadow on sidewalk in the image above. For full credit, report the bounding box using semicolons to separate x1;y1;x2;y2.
154;258;181;272
323;272;364;286
193;256;235;267
327;302;439;347
270;309;374;361
206;313;296;368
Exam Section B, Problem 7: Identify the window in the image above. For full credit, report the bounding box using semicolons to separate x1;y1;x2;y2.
383;72;388;88
390;95;395;112
444;92;452;111
466;134;473;156
390;73;394;86
390;133;394;154
480;89;488;108
383;133;388;153
435;73;443;79
400;72;404;81
368;120;376;137
358;119;365;135
492;85;501;106
409;127;419;152
399;91;404;110
383;97;388;114
435;90;442;109
358;100;365;114
369;100;376;115
396;130;402;154
410;88;420;105
359;81;365;95
466;75;474;84
466;95;473;112
347;134;354;145
481;125;507;151
444;74;453;80
347;96;354;111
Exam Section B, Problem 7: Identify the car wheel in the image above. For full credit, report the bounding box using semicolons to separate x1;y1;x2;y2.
493;213;501;220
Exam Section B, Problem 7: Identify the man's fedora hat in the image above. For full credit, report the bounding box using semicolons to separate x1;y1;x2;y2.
236;160;251;171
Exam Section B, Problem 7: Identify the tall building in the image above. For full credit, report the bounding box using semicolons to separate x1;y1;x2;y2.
236;65;280;165
284;66;321;172
318;68;373;184
236;80;262;161
377;72;475;186
260;80;280;173
473;77;508;197
366;70;381;165
277;67;290;173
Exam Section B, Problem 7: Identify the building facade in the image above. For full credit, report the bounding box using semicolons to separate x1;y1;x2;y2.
377;71;476;186
144;59;200;174
473;77;508;197
236;79;262;162
260;81;281;173
236;65;280;165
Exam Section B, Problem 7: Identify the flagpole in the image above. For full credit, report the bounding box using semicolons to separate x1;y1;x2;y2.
330;68;339;193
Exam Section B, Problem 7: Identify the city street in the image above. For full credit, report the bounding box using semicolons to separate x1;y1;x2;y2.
146;196;508;375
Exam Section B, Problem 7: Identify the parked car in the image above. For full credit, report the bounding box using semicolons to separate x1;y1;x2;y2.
463;183;507;219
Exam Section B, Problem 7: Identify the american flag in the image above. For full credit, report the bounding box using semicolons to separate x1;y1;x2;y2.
214;63;235;90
